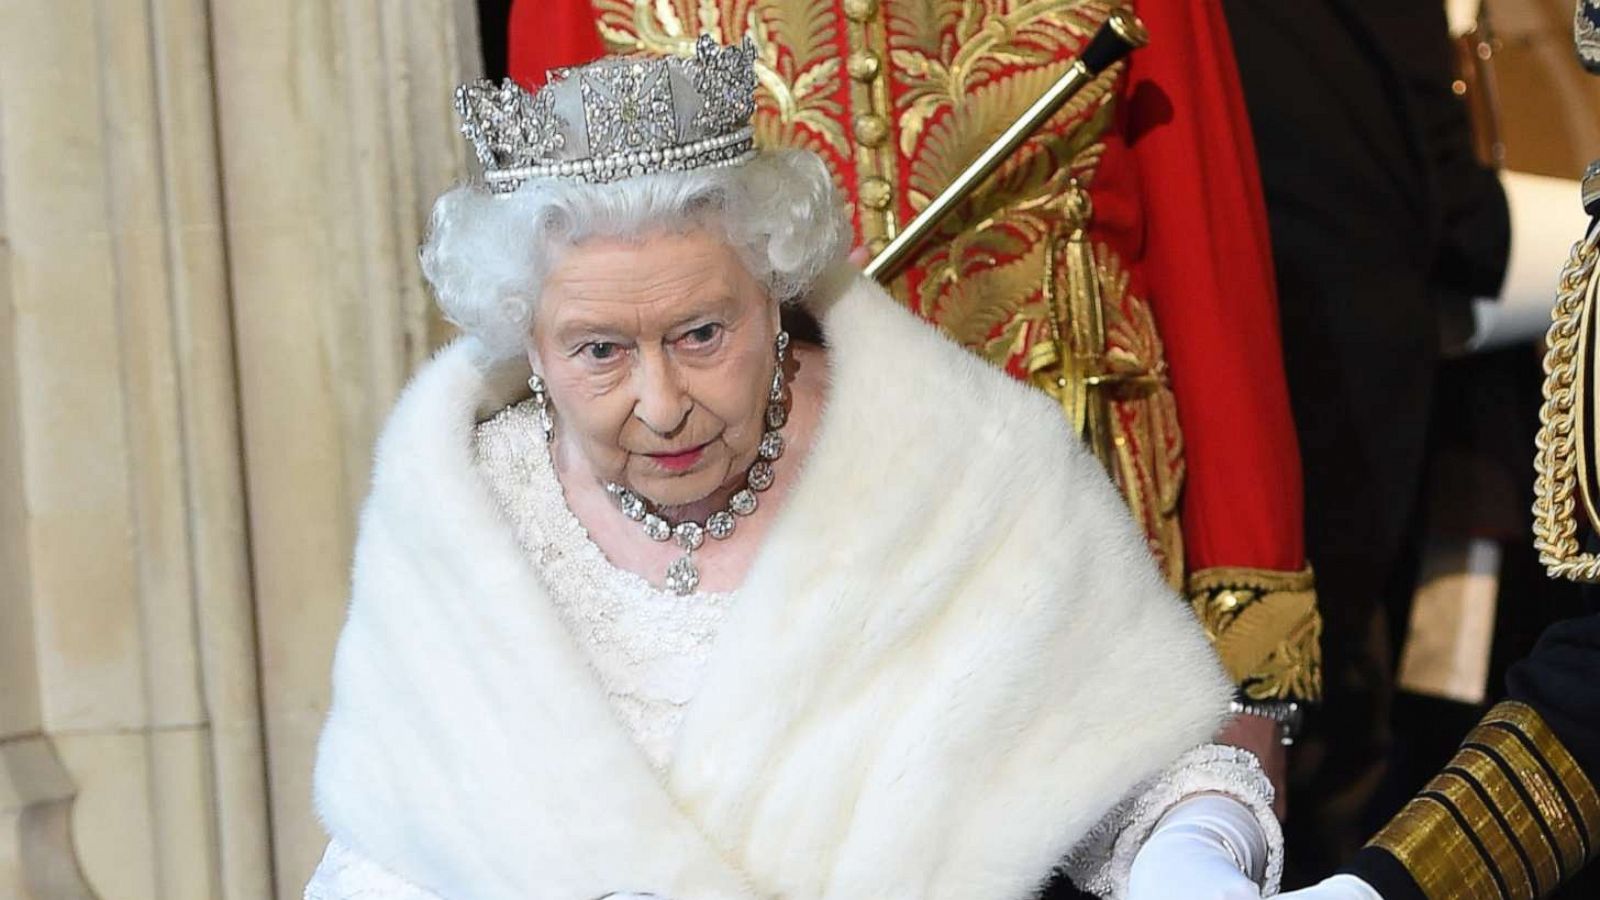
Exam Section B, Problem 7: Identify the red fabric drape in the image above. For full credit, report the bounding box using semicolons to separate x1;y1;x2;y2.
507;0;604;87
1126;0;1305;573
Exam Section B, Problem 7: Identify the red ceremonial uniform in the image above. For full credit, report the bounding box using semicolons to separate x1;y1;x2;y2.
508;0;1318;701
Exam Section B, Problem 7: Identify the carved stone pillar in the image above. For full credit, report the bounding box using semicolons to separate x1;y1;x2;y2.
0;0;477;896
208;0;478;892
0;0;277;894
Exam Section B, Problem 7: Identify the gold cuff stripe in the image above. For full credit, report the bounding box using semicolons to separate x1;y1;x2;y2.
1462;737;1577;880
1369;791;1505;900
1369;701;1600;899
1486;730;1596;866
1480;701;1600;857
1480;702;1600;863
1471;732;1585;876
1414;791;1510;896
1435;769;1537;897
1442;759;1551;895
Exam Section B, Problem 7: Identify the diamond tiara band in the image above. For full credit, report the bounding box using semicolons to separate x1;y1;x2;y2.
454;34;759;192
484;126;756;188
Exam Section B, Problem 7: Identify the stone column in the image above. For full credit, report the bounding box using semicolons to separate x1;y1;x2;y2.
0;0;273;894
207;0;477;892
0;0;476;896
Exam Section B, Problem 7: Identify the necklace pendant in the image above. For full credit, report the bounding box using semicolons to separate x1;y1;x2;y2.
665;553;700;596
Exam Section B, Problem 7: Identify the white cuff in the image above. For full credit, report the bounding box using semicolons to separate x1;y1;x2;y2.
1064;744;1283;899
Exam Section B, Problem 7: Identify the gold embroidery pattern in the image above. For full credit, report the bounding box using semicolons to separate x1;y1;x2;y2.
1188;566;1322;702
1096;243;1185;582
595;0;1185;582
1370;701;1600;899
588;3;1320;685
1018;228;1184;581
595;0;853;181
880;1;1185;580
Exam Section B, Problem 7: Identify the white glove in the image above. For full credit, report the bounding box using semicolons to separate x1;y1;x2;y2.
1126;795;1269;900
1275;875;1384;900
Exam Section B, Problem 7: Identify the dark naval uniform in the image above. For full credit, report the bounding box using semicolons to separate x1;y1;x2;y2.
1336;12;1600;884
1341;614;1600;898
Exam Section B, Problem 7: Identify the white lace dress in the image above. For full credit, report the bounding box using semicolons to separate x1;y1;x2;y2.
469;399;736;771
304;400;1280;899
306;402;731;898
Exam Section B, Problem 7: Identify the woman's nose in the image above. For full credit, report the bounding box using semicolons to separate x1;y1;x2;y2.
632;352;692;435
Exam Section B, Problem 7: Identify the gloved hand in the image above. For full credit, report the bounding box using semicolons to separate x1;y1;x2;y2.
1126;795;1269;900
1276;874;1384;899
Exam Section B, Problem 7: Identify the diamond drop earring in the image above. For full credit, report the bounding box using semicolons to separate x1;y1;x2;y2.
528;373;554;442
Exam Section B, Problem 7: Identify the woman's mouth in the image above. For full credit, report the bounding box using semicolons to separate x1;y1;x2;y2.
646;442;709;472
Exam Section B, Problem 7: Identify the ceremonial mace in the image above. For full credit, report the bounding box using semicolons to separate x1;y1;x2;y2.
863;8;1149;283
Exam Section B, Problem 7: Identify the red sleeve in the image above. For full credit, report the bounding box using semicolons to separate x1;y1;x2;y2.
1126;0;1305;573
507;0;605;88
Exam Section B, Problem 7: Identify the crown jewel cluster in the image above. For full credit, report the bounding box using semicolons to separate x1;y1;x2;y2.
454;35;759;192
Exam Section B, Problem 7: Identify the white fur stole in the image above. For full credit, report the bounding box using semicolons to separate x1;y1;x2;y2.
313;269;1231;900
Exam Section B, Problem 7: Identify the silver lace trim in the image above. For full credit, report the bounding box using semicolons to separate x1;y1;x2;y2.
1062;743;1284;899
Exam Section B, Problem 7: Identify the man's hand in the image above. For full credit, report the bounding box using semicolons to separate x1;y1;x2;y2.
1217;713;1287;819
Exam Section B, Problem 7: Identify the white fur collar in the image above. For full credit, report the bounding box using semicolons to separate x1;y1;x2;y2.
313;270;1230;899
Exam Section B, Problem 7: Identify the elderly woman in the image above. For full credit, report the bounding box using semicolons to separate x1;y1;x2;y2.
307;37;1282;900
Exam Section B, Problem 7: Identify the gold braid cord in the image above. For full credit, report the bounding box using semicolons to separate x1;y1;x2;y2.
1369;701;1600;899
1188;566;1321;702
1534;225;1600;582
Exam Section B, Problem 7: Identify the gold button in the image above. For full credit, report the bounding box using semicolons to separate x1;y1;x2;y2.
843;0;879;22
1216;591;1240;611
853;113;889;147
848;50;881;82
860;176;893;210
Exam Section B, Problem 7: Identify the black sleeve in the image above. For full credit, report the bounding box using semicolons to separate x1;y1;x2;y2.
1342;846;1426;900
1505;614;1600;781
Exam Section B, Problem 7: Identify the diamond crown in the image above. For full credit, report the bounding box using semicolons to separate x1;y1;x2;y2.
454;35;759;192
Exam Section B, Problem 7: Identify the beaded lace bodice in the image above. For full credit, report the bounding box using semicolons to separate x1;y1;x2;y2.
472;399;733;771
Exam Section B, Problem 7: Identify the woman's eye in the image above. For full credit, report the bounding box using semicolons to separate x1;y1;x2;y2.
682;323;722;345
584;341;621;361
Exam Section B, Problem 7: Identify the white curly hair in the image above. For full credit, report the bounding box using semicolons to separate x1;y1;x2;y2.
419;149;851;358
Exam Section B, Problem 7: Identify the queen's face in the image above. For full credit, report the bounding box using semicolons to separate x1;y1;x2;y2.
529;229;781;509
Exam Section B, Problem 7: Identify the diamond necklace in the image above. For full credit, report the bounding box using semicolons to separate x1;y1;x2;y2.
605;331;789;596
